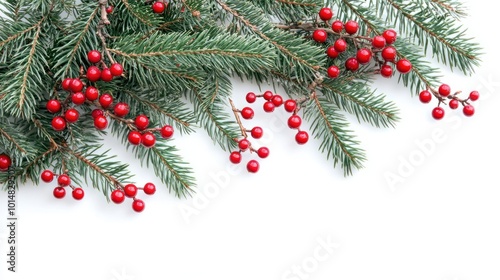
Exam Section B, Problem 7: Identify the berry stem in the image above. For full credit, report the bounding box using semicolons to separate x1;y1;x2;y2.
229;98;248;140
97;0;115;64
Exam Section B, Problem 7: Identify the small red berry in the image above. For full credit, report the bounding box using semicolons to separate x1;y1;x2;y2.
327;65;340;78
152;1;165;13
0;154;12;171
331;20;343;33
419;90;432;103
110;63;123;77
246;92;257;103
91;109;104;119
272;95;283;107
106;6;114;14
53;187;66;199
356;48;372;64
86;66;101;82
238;139;251;151
318;7;333;21
263;90;274;100
396;59;412;74
372;35;386;48
295;130;309;144
58;174;71;187
251;126;263;139
380;64;393;78
463;105;475;117
257;147;269;159
141;132;156;148
284;99;297;113
100;68;113;82
381;46;397;61
326;46;339;59
128;131;142;145
288;115;302;129
240;107;254;120
438;84;451;97
72;188;85;200
99;93;113;109
135;114;149;130
246;160;259;173
71;92;86;105
62;78;73;91
51;116;66;131
85;86;99;101
87;50;102;64
449;99;459;109
469;91;479;101
111;189;125;204
345;57;359;71
263;101;275;112
70;78;84;92
344;20;359;35
41;170;54;183
160;125;174;139
383;29;397;44
143;183;156;195
229;151;242;164
312;29;328;43
64;108;80;123
432;107;445;120
132;199;145;212
124;184;138;198
46;99;62;113
113;102;130;117
334;38;347;52
94;115;108;130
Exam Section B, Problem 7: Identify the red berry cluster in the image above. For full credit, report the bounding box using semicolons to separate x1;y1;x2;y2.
152;1;167;14
0;154;12;171
110;182;156;212
40;170;85;200
419;84;479;120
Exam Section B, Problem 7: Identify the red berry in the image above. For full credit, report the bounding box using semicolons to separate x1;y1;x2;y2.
91;109;104;119
326;46;339;59
64;108;80;123
246;92;257;103
143;183;156;195
318;7;333;21
99;93;113;109
432;107;445;120
86;66;101;82
288;115;302;129
238;139;251;151
85;86;99;101
250;126;263;139
463;105;475;117
71;92;86;105
327;65;340;78
152;1;165;13
111;189;125;204
381;46;397;61
0;154;12;171
312;29;328;43
41;170;54;183
372;35;386;48
128;131;142;145
272;95;283;107
284;99;297;113
106;6;114;14
257;147;269;159
229;151;242;164
246;160;259;173
331;20;343;33
51;116;66;131
110;63;123;77
46;99;62;113
87;50;102;64
113;102;130;117
356;48;372;64
469;91;479;101
263;90;274;100
70;78;84;92
53;187;66;199
419;90;432;103
132;199;145;212
344;20;359;35
135;114;149;130
295;130;309;144
449;99;459;109
94;115;108;130
124;184;138;198
438;84;451;97
160;125;174;139
58;174;71;186
380;64;393;78
100;68;113;82
72;188;84;200
263;101;275;112
141;132;156;148
383;29;397;44
240;107;254;120
334;39;347;52
396;59;412;74
62;78;73;91
345;57;359;71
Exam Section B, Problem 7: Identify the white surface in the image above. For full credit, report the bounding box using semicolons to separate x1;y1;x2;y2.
1;1;500;280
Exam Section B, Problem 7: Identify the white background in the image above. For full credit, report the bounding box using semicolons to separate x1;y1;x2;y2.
1;1;500;280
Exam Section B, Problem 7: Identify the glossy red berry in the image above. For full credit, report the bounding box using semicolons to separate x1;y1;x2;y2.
110;63;123;76
111;189;125;204
86;66;101;82
419;90;432;103
284;99;297;113
141;132;156;148
312;29;328;43
396;59;412;74
41;170;54;183
372;35;386;48
272;95;283;107
449;99;459;109
62;78;73;91
356;48;372;64
381;46;397;61
263;90;274;100
331;20;343;33
463;105;475;116
51;116;66;131
240;107;254;120
99;93;113;109
135;114;149;130
251;126;263;139
91;109;104;119
345;57;359;71
106;6;114;14
132;199;145;212
295;131;309;144
327;65;340;78
438;84;451;97
469;91;479;101
432;107;445;120
334;38;347;52
87;50;102;64
70;78;84;92
152;1;165;13
46;99;62;113
53;187;66;199
58;174;71;187
380;64;393;78
94;115;108;130
326;46;339;59
257;147;269;159
72;188;84;200
383;29;397;44
0;154;12;171
143;183;156;195
100;68;113;82
113;102;130;117
64;108;80;123
71;92;86;105
128;131;142;145
263;101;275;112
288;115;302;129
319;7;333;21
246;160;259;173
246;92;257;103
238;139;251;151
229;151;242;164
344;20;359;35
160;125;174;139
85;86;99;101
124;184;138;198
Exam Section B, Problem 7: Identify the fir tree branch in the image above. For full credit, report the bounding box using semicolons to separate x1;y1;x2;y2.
120;0;156;27
0;126;27;154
